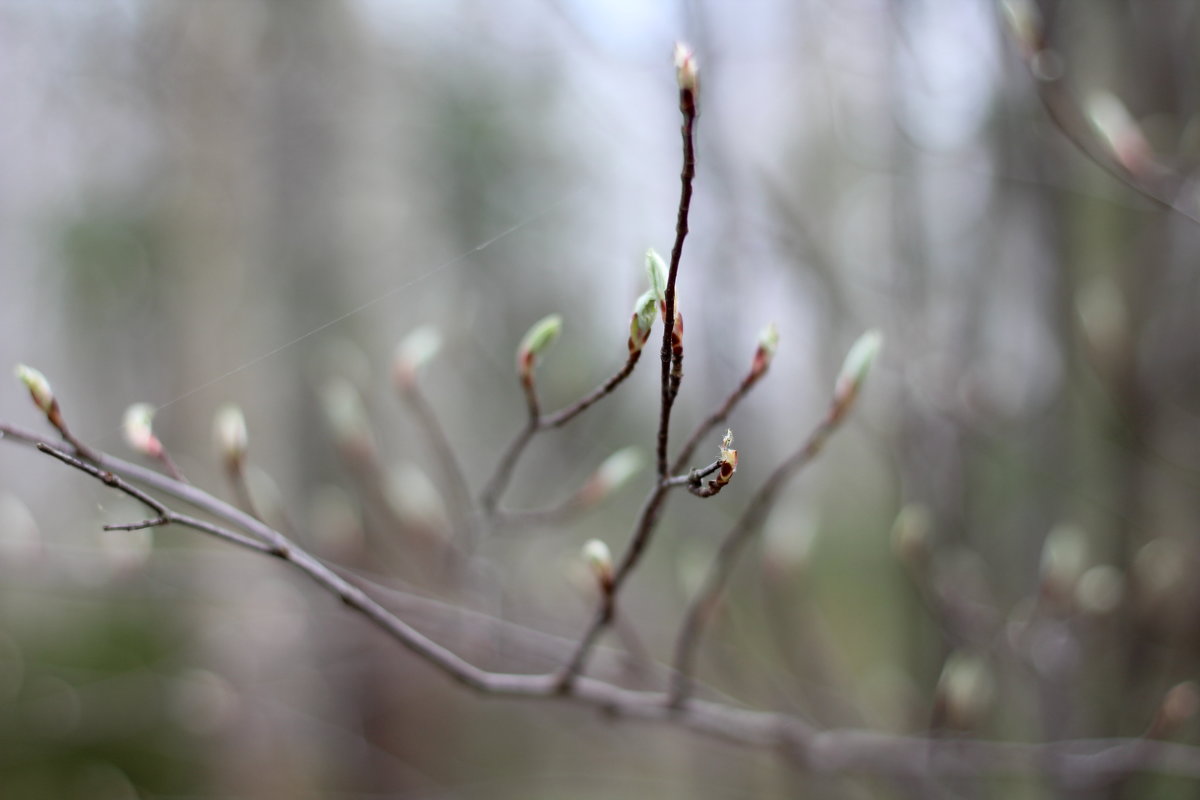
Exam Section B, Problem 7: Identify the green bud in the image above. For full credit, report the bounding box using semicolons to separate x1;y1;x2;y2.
516;314;563;375
832;329;882;417
645;249;668;304
14;364;54;414
628;291;658;353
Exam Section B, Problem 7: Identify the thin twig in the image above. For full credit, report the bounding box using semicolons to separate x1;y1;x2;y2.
7;426;1200;783
480;350;643;516
655;83;699;478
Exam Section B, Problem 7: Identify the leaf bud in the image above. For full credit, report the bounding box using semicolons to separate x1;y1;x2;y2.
582;538;614;592
673;42;699;94
14;364;55;415
213;403;249;469
628;291;658;354
122;403;162;458
645;248;668;304
832;329;882;421
516;314;562;379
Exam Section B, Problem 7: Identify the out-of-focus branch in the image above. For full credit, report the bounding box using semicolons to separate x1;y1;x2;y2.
669;331;882;707
5;421;1200;783
1000;0;1200;226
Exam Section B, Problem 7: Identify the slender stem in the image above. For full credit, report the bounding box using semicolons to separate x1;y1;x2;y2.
662;459;721;488
480;421;538;516
541;350;641;429
480;350;644;516
656;87;698;478
669;408;839;707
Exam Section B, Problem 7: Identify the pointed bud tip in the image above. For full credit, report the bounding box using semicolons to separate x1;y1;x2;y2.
834;329;883;404
14;364;55;413
517;314;563;372
645;249;668;303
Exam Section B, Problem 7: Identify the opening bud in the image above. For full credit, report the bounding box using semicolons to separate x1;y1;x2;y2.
832;329;882;421
213;403;248;469
516;314;562;379
122;403;162;458
15;364;55;415
582;538;614;592
393;326;442;390
673;42;699;94
645;248;668;304
628;291;658;353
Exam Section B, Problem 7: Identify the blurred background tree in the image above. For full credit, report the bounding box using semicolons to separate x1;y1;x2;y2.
1;1;1199;798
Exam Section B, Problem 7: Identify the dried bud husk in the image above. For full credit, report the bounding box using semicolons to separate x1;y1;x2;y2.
582;538;614;592
213;403;248;469
516;314;563;379
628;291;658;354
706;429;737;493
122;403;162;458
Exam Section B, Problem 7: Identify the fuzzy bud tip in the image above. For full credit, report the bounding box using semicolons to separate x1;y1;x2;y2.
833;329;882;418
394;326;442;389
516;314;563;377
645;249;668;304
122;403;162;458
15;364;55;415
